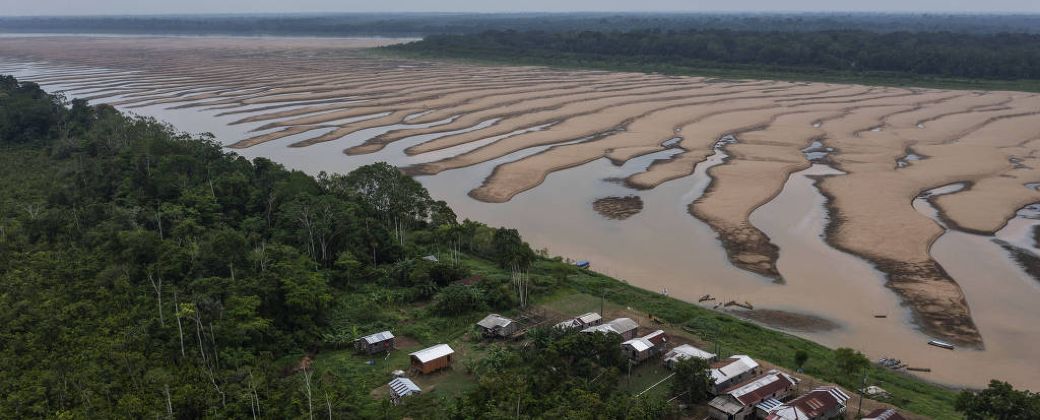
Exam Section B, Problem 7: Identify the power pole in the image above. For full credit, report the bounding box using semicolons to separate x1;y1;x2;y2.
600;292;605;317
857;370;868;417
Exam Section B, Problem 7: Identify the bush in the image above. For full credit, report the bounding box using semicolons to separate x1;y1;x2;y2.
432;284;485;315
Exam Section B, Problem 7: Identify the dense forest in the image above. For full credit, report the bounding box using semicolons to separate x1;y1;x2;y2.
2;13;1040;37
3;75;1040;418
389;29;1040;86
0;74;722;418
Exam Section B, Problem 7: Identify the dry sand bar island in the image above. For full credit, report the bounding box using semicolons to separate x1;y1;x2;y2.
2;35;1039;390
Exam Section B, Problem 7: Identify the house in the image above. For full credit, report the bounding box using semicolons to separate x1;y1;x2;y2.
388;377;421;405
710;355;760;393
621;330;669;363
409;344;454;374
664;344;717;369
707;369;799;420
862;408;906;420
556;312;604;330
476;314;517;338
581;317;640;340
764;387;850;420
354;331;395;354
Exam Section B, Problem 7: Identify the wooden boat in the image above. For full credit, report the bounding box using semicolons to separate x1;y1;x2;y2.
927;340;955;350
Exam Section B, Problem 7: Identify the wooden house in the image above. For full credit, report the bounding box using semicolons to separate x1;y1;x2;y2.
581;317;639;340
476;314;517;338
621;330;669;363
707;369;798;420
764;387;850;420
388;377;421;405
710;355;760;393
663;344;717;369
409;344;454;375
554;312;603;330
354;331;395;354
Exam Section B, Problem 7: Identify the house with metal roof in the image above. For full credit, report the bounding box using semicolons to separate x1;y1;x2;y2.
555;312;604;330
708;369;799;420
663;344;717;369
622;330;669;363
354;331;395;354
710;355;760;393
476;314;517;338
388;377;421;405
619;330;665;361
764;386;850;420
409;344;454;374
862;408;906;420
581;317;640;340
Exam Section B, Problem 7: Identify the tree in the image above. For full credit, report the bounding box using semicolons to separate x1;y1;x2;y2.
671;357;714;404
432;284;485;315
833;347;870;380
956;380;1040;420
794;350;809;372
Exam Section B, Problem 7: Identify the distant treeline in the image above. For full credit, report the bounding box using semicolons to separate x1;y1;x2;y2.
2;13;1040;37
391;29;1040;82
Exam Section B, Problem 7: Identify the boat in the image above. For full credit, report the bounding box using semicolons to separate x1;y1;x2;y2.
927;339;955;350
574;260;590;269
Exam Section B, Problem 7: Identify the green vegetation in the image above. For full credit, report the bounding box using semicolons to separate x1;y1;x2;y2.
386;29;1040;92
956;381;1040;419
2;74;1037;418
671;357;713;404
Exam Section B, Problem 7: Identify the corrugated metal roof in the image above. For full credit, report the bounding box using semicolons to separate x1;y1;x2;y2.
608;317;638;332
623;337;653;352
664;344;716;363
359;331;394;344
642;329;668;345
577;312;602;324
766;387;849;420
410;344;454;363
388;378;421;397
477;314;513;329
725;370;798;406
708;395;745;415
711;355;759;384
863;408;906;420
755;398;783;412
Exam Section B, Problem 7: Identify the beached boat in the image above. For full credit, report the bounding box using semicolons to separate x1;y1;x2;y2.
927;339;955;350
575;260;590;269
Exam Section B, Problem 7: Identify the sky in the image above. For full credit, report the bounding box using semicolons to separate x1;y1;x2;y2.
1;0;1038;16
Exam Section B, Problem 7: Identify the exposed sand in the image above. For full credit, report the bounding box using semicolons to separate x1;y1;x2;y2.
5;35;1040;388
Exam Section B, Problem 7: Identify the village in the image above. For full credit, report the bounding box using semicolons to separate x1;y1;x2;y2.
351;301;915;420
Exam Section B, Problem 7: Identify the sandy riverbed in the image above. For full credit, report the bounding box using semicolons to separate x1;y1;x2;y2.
3;35;1040;389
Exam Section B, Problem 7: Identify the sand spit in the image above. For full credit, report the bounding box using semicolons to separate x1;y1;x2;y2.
6;36;1040;379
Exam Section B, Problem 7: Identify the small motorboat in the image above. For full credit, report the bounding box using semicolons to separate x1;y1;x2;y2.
575;260;590;269
927;339;955;350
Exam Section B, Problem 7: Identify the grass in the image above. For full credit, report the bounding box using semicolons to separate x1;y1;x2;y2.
374;48;1040;93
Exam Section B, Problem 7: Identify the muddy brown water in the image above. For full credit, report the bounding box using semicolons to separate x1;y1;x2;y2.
7;57;1040;390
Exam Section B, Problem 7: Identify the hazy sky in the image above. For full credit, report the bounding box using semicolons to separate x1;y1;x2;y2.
2;0;1039;16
